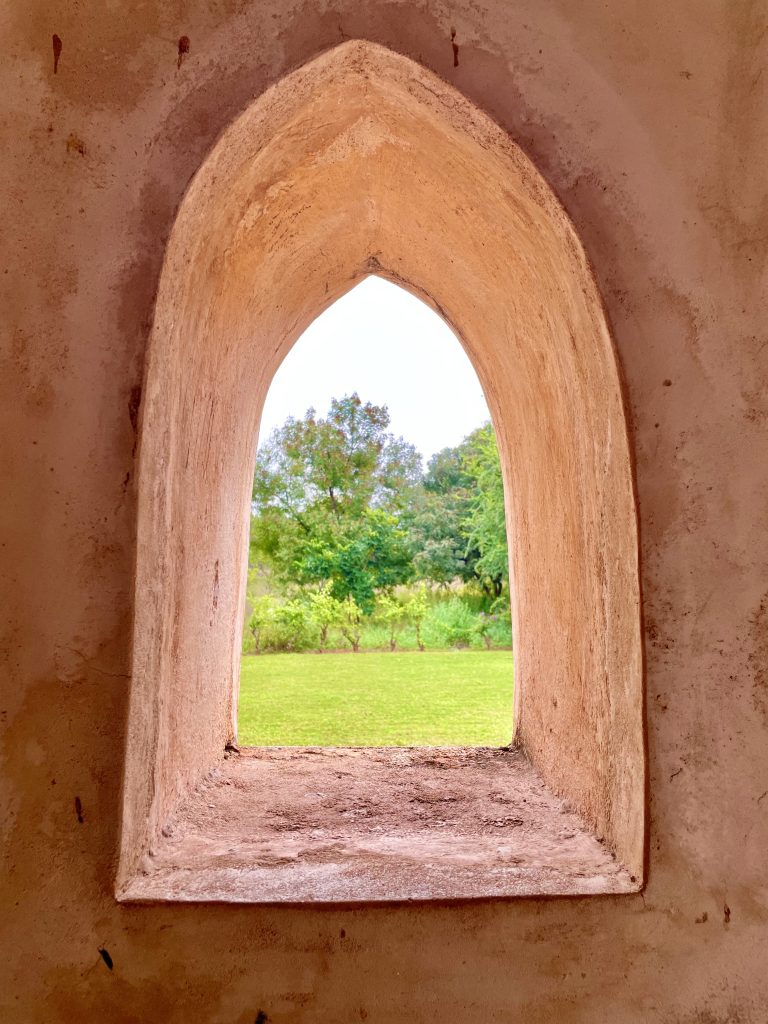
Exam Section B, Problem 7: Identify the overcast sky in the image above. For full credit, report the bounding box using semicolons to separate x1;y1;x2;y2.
258;276;490;463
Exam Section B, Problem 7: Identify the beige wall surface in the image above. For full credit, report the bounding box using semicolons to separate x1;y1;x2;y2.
118;40;644;895
0;1;766;1021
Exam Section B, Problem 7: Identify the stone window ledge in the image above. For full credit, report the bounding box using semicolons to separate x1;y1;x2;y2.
118;747;637;904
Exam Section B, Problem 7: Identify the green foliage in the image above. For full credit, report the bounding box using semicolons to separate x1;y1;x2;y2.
244;584;513;654
423;596;480;649
245;596;277;654
404;424;508;596
337;595;364;653
403;582;428;651
251;395;419;611
244;596;316;653
376;592;405;651
305;583;345;652
297;508;413;614
247;395;513;652
406;440;478;586
462;424;508;596
270;600;316;652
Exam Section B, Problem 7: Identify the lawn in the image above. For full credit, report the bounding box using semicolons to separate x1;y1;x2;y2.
237;649;514;746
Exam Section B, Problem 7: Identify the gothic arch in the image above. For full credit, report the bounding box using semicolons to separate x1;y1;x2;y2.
118;40;644;896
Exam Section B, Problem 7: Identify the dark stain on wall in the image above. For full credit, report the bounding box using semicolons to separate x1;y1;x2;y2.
52;34;62;74
66;134;86;156
178;36;190;69
128;385;142;456
97;948;114;971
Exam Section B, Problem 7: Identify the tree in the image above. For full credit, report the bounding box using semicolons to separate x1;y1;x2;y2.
338;595;364;653
462;424;508;597
406;442;476;586
406;425;508;591
246;596;277;655
306;583;344;652
297;508;413;613
404;583;428;651
377;592;405;651
251;395;421;611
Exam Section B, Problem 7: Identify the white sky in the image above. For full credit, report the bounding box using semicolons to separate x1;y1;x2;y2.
258;276;490;463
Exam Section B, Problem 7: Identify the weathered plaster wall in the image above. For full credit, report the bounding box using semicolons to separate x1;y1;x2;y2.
119;41;643;892
1;1;766;1021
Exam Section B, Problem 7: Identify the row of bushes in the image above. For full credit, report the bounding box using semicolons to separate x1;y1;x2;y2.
242;586;513;655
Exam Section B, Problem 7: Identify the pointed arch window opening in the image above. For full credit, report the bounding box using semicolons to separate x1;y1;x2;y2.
239;274;516;750
117;41;645;903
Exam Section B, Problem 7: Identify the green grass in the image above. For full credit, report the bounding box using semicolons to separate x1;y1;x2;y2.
237;650;514;746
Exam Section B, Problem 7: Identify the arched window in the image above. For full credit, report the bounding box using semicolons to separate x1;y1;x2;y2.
240;274;514;748
118;41;644;902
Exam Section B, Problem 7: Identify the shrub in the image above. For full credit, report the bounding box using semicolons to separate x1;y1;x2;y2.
244;595;278;654
376;593;405;651
245;597;317;653
423;596;479;649
306;583;344;652
475;611;494;650
338;595;364;653
267;599;317;652
487;594;513;648
403;583;428;651
358;621;394;650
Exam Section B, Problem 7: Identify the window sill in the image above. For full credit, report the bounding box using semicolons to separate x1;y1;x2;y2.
118;747;638;903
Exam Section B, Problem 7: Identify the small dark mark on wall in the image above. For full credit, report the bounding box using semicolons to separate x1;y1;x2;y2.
662;378;672;387
74;796;84;823
723;902;731;924
213;559;220;611
66;134;85;156
450;27;459;67
52;34;62;74
98;947;114;971
695;911;708;923
128;385;142;455
177;35;190;69
669;767;682;781
757;790;767;804
254;1012;269;1024
224;740;240;754
340;927;346;938
128;385;142;433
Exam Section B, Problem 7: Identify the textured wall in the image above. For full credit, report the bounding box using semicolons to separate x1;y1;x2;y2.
1;1;766;1021
119;41;643;892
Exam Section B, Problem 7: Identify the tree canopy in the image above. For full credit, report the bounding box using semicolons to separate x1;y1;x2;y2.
250;395;509;610
251;395;420;612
